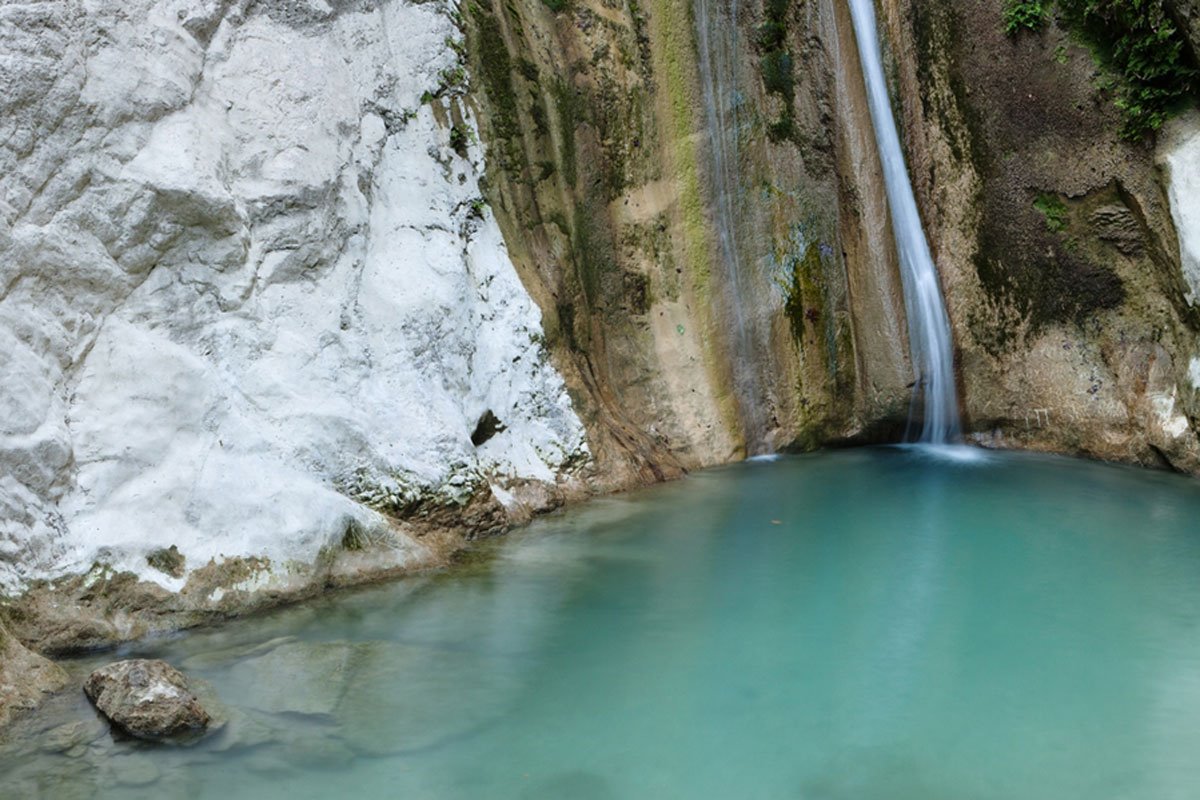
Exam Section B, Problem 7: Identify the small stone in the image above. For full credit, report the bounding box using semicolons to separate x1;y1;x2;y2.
83;659;211;740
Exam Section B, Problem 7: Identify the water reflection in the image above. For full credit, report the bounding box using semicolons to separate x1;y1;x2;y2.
4;449;1200;799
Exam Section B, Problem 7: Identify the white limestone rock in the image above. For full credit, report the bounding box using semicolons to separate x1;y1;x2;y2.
0;0;588;595
1159;112;1200;307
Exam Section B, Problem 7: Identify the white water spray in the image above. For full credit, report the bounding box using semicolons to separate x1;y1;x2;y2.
847;0;960;443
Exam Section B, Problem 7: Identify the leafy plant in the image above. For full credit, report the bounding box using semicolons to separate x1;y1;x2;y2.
1058;0;1197;138
1034;192;1069;232
450;124;470;156
1004;0;1198;138
1004;0;1050;34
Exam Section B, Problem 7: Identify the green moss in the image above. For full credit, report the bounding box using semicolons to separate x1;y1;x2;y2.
552;78;580;187
973;197;1125;348
341;519;369;551
755;0;796;143
590;75;634;200
449;124;470;157
1034;192;1069;231
760;50;794;99
546;211;570;235
555;301;579;350
470;2;521;161
146;545;185;578
781;242;826;344
573;201;619;309
912;1;987;169
517;57;539;82
627;0;656;86
649;0;709;286
530;92;549;134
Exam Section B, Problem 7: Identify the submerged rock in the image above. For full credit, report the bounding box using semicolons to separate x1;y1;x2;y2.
223;642;356;717
83;660;211;740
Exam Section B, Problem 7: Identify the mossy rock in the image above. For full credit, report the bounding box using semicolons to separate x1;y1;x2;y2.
146;546;186;579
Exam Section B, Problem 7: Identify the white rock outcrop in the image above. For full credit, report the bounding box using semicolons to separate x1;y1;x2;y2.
1160;112;1200;307
0;0;587;594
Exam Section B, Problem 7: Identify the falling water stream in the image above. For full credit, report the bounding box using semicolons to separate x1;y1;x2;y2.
847;0;960;443
694;0;773;453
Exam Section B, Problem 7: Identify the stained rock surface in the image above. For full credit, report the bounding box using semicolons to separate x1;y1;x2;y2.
84;659;210;739
0;617;67;727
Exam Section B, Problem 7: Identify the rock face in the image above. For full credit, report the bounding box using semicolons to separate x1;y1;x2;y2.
0;0;588;599
0;0;919;648
463;0;916;465
0;617;67;727
873;0;1200;471
1159;117;1200;309
83;659;210;739
1166;0;1200;63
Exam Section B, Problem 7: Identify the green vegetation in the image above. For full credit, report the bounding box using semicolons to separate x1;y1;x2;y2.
551;78;580;187
439;65;468;94
470;3;520;150
341;519;370;551
1033;192;1069;231
781;243;824;343
760;50;794;99
1058;0;1197;138
756;0;796;143
913;2;989;170
449;124;470;156
517;58;539;82
146;545;185;578
627;0;655;85
1004;0;1050;34
1001;0;1197;139
973;192;1125;352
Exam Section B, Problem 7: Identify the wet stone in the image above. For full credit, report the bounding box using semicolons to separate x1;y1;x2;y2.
83;659;211;740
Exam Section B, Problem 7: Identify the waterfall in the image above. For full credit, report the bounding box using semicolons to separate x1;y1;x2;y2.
694;0;771;454
846;0;960;444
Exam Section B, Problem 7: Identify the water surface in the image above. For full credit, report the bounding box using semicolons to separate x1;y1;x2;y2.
5;448;1200;799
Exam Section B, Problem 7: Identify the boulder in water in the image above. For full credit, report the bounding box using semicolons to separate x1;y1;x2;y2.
83;660;210;740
